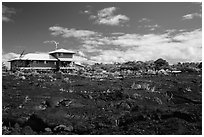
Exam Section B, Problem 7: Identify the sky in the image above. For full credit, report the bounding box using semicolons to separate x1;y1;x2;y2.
2;2;202;67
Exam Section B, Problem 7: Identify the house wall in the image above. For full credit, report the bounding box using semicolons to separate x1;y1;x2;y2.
11;60;27;70
60;61;72;67
29;61;73;68
29;60;56;68
10;60;73;70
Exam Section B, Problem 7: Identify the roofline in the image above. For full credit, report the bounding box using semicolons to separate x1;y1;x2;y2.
49;49;75;54
8;58;74;62
8;59;58;62
49;51;75;54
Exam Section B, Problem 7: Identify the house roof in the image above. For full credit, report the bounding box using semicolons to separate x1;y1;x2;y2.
8;53;58;61
8;48;75;62
58;58;73;61
49;48;75;54
8;53;74;62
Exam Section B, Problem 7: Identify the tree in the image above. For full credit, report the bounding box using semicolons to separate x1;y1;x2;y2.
154;58;169;70
198;62;202;69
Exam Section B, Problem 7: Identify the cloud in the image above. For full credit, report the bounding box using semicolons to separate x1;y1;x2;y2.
108;33;170;47
138;24;160;31
2;5;16;22
75;51;86;57
138;23;160;31
2;52;19;62
90;50;126;63
111;32;125;35
81;44;102;53
89;15;97;19
144;24;160;31
88;29;202;64
73;50;96;65
73;55;96;65
182;13;202;20
165;29;177;33
82;39;104;45
90;7;129;26
138;18;151;23
80;5;92;15
49;26;100;38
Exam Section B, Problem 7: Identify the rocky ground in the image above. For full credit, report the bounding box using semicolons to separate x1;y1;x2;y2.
2;72;202;135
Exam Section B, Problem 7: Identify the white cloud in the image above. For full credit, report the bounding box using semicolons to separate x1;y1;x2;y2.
75;51;86;57
88;29;202;64
2;52;19;62
165;29;177;33
89;15;97;19
145;24;160;31
137;23;160;31
173;29;201;42
138;18;151;23
83;40;104;45
49;26;100;38
90;7;129;26
98;7;116;17
111;32;125;35
84;10;90;14
90;50;127;63
73;49;97;65
108;33;169;47
2;5;16;22
73;55;96;65
80;5;92;15
81;44;102;53
182;13;202;20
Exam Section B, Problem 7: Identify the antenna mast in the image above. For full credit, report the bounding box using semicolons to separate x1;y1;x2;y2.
52;41;59;50
44;40;59;50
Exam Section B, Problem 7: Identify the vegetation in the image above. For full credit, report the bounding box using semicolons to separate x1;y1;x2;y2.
2;62;8;72
89;58;201;73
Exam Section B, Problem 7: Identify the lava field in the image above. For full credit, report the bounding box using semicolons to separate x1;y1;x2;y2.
2;72;202;135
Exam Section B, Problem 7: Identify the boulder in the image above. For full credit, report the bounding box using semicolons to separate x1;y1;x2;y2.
119;102;131;110
132;93;142;100
45;127;52;132
131;82;141;89
54;124;73;132
20;76;26;80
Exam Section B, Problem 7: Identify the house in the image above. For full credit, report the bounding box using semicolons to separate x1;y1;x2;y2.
8;48;76;71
